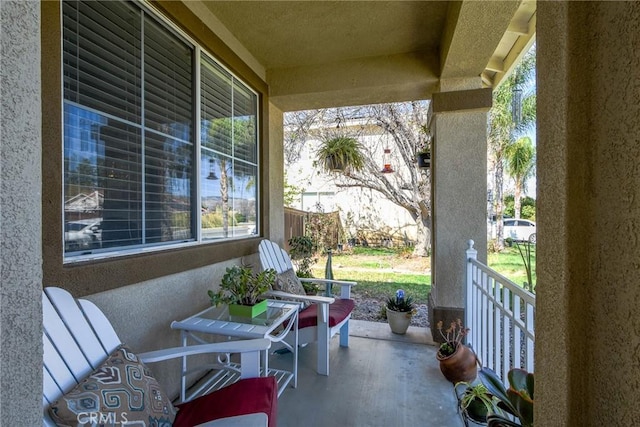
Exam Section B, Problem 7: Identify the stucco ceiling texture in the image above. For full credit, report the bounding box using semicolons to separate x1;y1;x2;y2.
201;1;535;110
203;1;449;70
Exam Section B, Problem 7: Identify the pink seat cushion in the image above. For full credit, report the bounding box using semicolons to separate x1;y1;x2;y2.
298;298;355;329
173;377;277;427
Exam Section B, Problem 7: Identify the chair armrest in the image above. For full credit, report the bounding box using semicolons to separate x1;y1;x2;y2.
299;278;356;299
299;278;357;287
263;290;335;305
138;339;271;363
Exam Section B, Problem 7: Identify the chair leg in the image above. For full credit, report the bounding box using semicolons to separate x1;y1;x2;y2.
339;320;349;347
317;304;330;376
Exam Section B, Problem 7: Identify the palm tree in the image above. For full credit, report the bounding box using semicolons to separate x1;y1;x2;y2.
488;44;536;249
505;136;535;219
207;116;255;237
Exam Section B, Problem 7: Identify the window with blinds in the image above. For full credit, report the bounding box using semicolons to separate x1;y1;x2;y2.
62;0;259;261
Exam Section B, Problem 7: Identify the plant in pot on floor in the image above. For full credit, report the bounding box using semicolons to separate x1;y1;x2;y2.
208;265;276;318
478;367;534;427
436;319;478;384
384;289;417;334
455;381;497;425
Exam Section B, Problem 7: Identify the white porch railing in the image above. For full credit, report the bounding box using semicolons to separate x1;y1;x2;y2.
465;240;535;379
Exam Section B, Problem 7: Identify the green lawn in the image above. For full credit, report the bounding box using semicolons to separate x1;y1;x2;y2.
488;245;536;289
311;247;430;303
305;244;533;304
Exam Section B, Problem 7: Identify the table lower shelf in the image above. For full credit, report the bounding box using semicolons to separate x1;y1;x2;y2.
183;363;294;402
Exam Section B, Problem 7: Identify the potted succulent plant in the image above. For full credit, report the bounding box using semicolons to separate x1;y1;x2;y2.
455;381;497;425
316;136;365;173
208;265;276;317
436;319;478;384
384;289;417;334
478;367;534;427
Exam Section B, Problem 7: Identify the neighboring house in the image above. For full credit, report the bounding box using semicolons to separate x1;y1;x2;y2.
287;133;419;246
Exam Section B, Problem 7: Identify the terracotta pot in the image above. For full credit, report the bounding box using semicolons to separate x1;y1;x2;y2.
386;308;411;334
436;343;478;384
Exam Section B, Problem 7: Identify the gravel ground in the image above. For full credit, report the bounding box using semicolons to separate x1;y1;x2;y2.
351;296;429;328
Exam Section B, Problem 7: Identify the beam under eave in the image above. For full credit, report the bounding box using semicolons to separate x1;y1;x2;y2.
492;12;537;88
485;57;504;73
507;20;530;35
267;51;440;112
440;0;520;79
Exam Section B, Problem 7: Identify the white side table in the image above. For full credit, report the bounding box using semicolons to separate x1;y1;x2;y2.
171;300;299;400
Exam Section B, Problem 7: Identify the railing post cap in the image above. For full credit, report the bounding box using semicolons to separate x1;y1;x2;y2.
467;239;475;249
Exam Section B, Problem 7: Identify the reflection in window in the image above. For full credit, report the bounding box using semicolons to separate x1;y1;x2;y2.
62;0;258;261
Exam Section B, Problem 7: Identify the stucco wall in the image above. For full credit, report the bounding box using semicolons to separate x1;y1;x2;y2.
0;1;43;424
432;107;488;309
85;254;261;398
537;1;640;424
268;104;285;245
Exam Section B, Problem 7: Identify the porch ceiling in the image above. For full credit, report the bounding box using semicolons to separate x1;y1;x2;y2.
194;0;536;111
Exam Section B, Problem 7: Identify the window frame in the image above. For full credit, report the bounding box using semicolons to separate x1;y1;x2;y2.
61;0;261;264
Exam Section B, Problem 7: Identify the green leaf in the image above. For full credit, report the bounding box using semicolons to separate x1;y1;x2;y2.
479;368;518;416
508;389;534;427
487;414;522;427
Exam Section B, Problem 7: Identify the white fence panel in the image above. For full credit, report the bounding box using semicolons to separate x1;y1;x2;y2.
465;240;535;378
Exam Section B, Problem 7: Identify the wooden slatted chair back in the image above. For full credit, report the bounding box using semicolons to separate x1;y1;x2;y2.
258;239;294;274
42;287;122;427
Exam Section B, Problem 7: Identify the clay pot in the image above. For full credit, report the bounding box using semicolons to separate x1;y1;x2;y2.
436;343;478;384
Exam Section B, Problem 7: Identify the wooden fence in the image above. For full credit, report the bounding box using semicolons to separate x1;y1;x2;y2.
284;207;342;252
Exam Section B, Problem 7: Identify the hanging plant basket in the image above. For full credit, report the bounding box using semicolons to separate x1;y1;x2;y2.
316;136;365;173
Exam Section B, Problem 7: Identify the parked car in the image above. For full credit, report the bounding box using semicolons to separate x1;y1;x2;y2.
64;219;102;251
503;219;536;243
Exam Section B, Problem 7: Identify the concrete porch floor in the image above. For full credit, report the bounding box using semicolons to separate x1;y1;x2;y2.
269;320;464;427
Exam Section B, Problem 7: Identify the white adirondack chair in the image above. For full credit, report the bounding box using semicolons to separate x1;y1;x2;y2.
42;287;276;427
258;239;356;376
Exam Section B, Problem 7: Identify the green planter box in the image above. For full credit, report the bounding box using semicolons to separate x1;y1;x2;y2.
228;299;268;318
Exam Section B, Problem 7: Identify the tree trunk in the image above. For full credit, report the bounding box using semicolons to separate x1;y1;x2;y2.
514;180;522;219
494;158;505;250
220;159;229;238
412;217;431;257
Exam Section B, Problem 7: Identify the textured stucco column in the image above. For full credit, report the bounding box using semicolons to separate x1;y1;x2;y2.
537;2;640;425
267;103;285;245
429;88;490;336
0;1;43;424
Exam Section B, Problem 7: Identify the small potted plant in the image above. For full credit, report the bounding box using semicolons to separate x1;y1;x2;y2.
208;265;276;318
416;126;431;169
455;381;497;425
436;319;478;384
416;148;431;169
384;289;417;334
478;367;534;427
316;136;365;173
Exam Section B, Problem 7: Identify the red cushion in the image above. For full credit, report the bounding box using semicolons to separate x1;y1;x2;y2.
297;298;355;329
173;377;277;427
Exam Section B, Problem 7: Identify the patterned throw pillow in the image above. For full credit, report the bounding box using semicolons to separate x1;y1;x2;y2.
274;269;311;309
49;344;177;427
